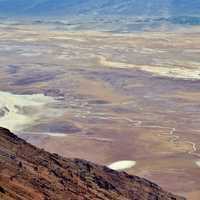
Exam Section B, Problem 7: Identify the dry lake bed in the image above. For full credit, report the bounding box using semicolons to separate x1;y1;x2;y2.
0;24;200;199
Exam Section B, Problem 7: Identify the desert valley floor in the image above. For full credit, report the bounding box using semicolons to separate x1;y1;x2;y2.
0;24;200;200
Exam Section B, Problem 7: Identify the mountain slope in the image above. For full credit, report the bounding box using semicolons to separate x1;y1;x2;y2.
0;127;186;200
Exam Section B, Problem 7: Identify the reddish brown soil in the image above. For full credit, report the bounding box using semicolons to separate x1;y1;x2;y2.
0;127;185;200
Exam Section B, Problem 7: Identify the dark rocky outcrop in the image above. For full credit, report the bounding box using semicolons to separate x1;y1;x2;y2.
0;127;186;200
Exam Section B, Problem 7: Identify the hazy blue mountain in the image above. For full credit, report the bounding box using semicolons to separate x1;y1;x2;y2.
0;0;199;17
0;0;200;31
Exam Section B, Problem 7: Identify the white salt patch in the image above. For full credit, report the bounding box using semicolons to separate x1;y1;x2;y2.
98;56;200;80
196;161;200;167
0;91;55;132
21;53;41;57
46;133;67;137
108;160;136;171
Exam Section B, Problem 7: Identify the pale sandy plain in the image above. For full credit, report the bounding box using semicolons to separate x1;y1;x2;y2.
0;24;200;199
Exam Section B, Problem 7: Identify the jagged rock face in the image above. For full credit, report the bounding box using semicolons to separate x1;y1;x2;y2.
0;127;185;200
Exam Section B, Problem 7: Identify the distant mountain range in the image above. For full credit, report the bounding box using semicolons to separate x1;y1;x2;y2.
0;0;200;31
0;0;199;17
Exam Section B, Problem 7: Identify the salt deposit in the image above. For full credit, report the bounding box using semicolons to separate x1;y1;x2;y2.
108;160;136;171
0;91;56;132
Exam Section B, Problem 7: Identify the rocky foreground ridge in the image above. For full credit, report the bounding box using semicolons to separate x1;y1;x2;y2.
0;127;186;200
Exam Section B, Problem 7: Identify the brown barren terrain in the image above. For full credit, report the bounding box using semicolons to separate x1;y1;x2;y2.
0;127;186;200
0;25;200;199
